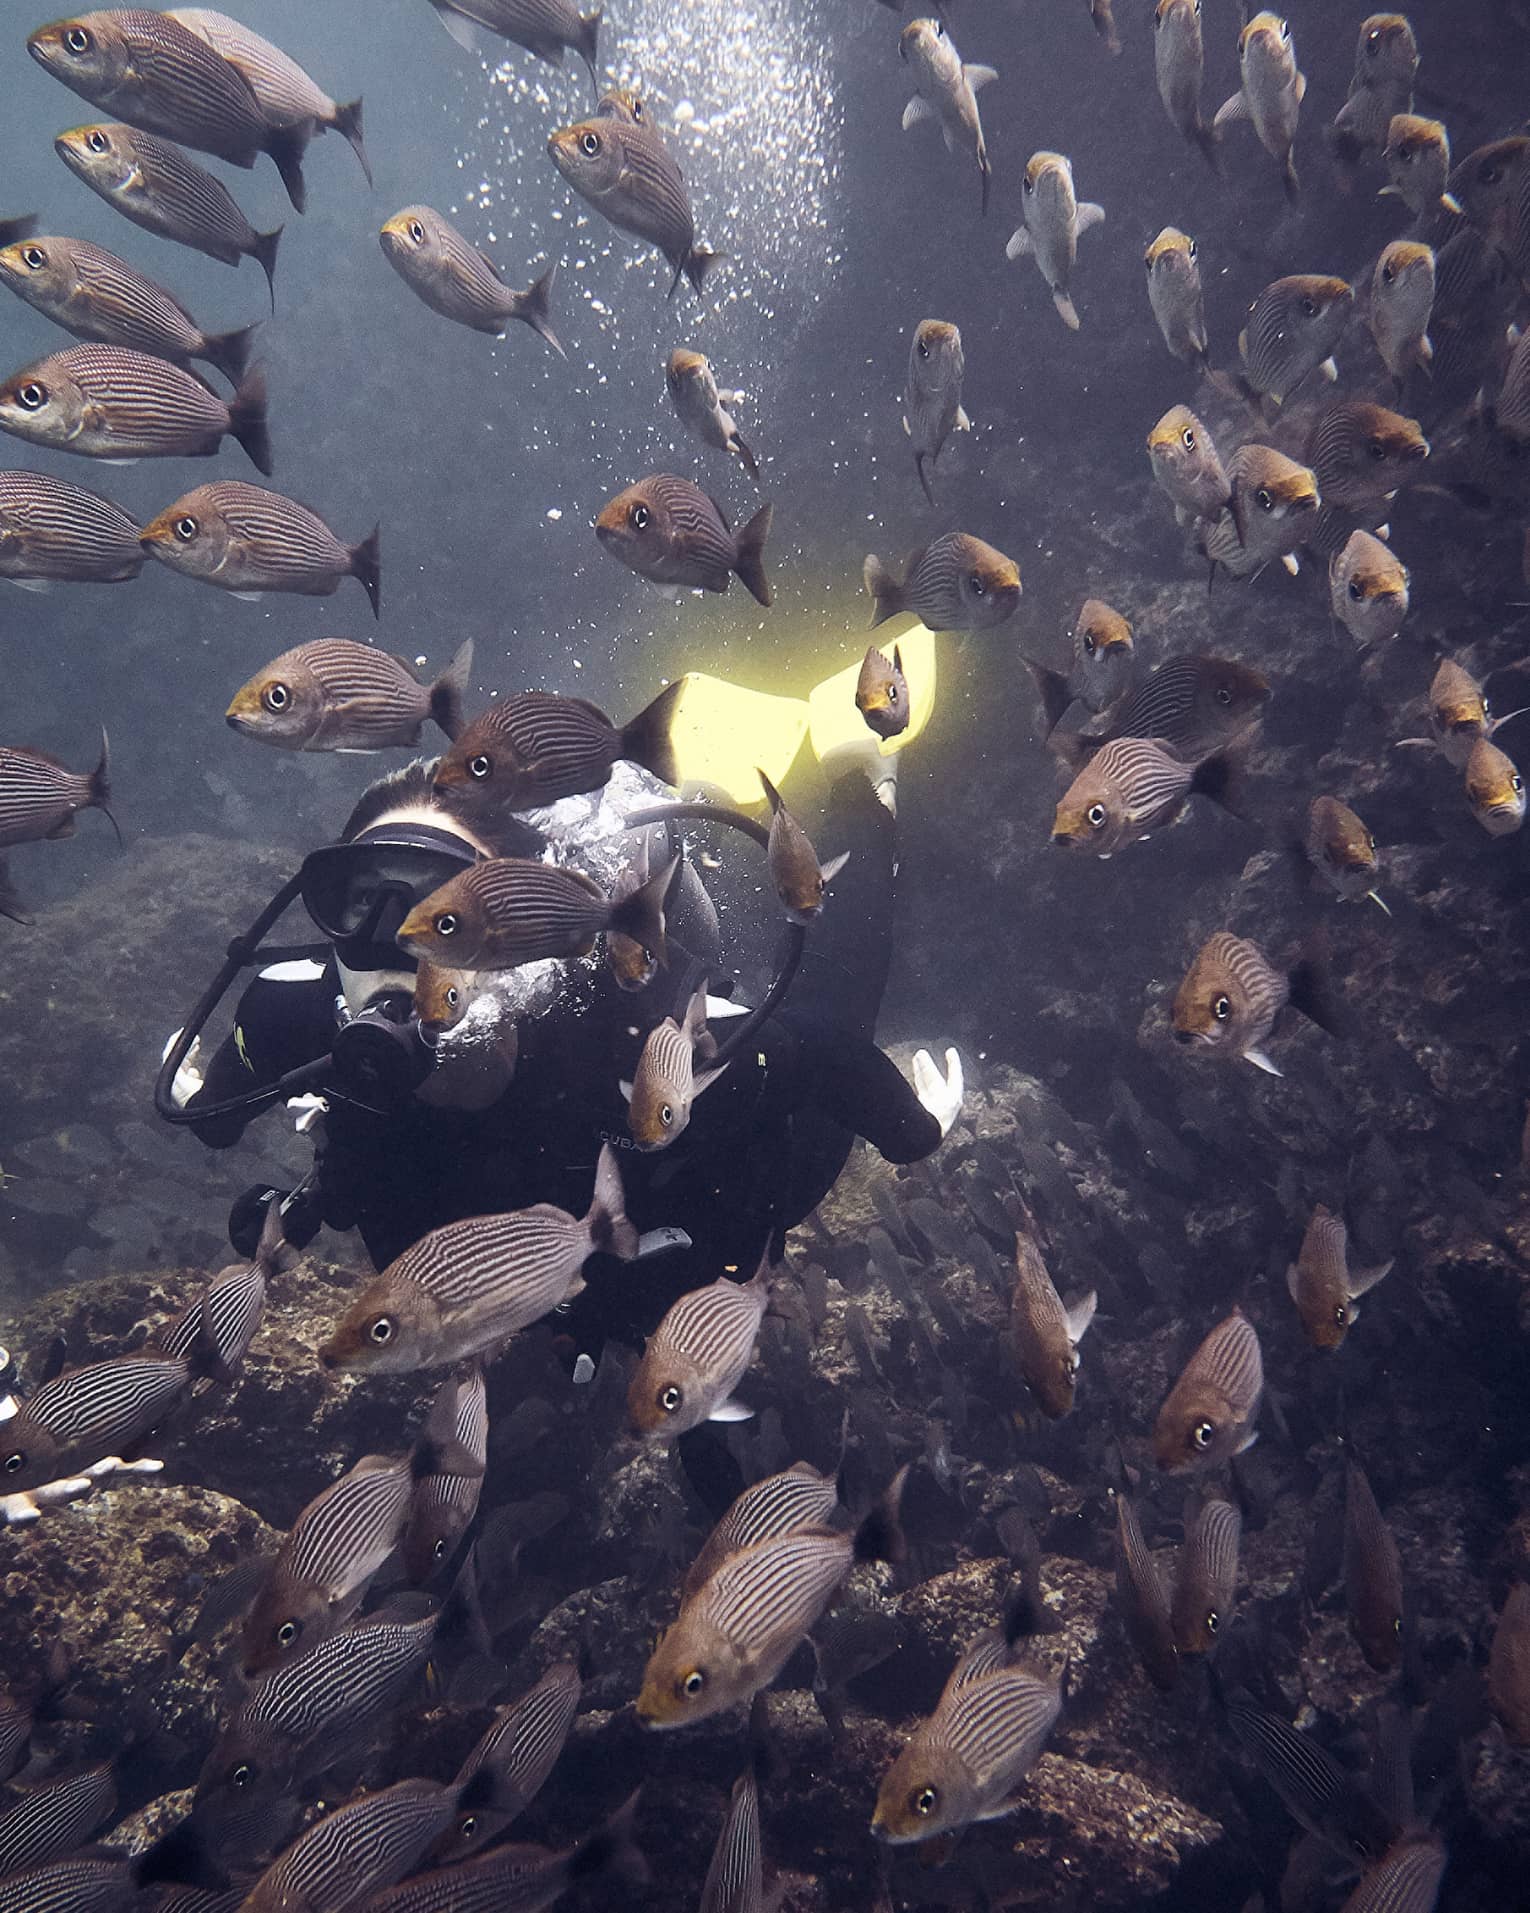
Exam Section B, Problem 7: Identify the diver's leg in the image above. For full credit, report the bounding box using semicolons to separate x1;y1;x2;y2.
781;769;897;1045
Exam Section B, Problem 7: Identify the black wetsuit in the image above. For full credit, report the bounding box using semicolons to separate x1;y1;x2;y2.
187;775;940;1351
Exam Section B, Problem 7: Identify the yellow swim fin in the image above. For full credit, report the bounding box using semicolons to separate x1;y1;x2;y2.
662;672;809;805
807;621;938;767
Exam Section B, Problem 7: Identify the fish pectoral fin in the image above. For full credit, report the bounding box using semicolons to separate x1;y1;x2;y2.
434;4;478;49
819;851;850;886
940;123;957;155
1242;1048;1283;1077
1349;1259;1394;1299
1075;201;1106;236
1319;357;1338;381
1281;553;1301;575
1064;1290;1098;1346
709;1398;755;1423
8;579;51;593
691;1063;729;1097
901;413;911;438
230;590;265;602
1285;1263;1302;1304
954;405;972;430
1235;1429;1260;1454
618;1079;634;1103
46;817;77;840
1212;90;1249;128
901;95;935;132
964;62;999;91
1294;70;1307;103
1005;227;1033;261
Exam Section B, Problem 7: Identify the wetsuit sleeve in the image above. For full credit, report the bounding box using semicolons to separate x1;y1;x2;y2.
185;970;335;1148
782;1021;942;1163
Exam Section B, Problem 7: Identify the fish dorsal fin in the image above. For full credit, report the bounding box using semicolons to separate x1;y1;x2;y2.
901;95;935;132
819;851;850;887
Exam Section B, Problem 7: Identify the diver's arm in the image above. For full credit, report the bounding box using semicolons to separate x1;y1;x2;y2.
182;966;336;1147
782;1023;945;1164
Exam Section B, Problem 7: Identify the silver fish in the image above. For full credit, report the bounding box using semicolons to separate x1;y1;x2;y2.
1370;240;1434;384
397;851;677;971
760;770;850;922
1148;405;1230;524
1151;1307;1264;1471
1213;10;1307;202
1171;1497;1241;1654
1330;530;1409;648
898;18;995;215
140;482;378;615
1145;227;1209;370
701;1768;772;1913
627;1259;770;1438
596;475;770;602
0;1350;192;1491
380;207;563;355
1153;0;1217;167
547;116;720;299
1464;736;1525;837
1200;443;1319;582
0;470;142;587
0;1765;116;1878
1050;736;1233;858
1083;653;1270;762
1005;150;1104;330
621;980;727;1150
241;1777;461;1913
427;0;601;90
402;1365;489;1583
864;531;1020;632
367;1794;647;1913
904;319;968;506
1304;402;1428;513
666;349;757;479
1340;1835;1447;1913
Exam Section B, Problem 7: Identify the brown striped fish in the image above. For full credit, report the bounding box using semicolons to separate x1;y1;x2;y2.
55;123;281;309
1201;443;1320;582
1381;114;1458;218
0;1764;116;1878
1236;274;1354;407
430;1661;582;1861
367;1796;648;1913
666;349;758;480
1145;227;1209;370
760;770;849;922
157;1201;289;1384
1304;402;1428;513
1063;653;1269;764
1213;11;1307;203
1329;14;1417;171
1305;796;1389;914
0;346;270;473
0;1351;195;1491
1171;1496;1241;1654
1464;737;1525;837
241;1453;420;1675
429;0;601;89
0;731;115;848
397;852;677;971
1050;736;1234;858
622;981;727;1150
227;639;471;752
28;10;314;212
141;481;376;613
240;1777;462;1913
380;207;562;355
168;8;369;182
864;531;1020;633
1171;930;1335;1075
857;642;910;741
1340;1834;1447;1913
1113;1490;1180;1691
432;680;683;816
1287;1205;1392;1349
1153;0;1217;168
1005;151;1104;330
1488;1583;1530;1746
1370;242;1434;386
0;236;258;386
1330;531;1408;648
701;1768;771;1913
871;1620;1061;1842
548;116;721;299
904;319;968;506
1148;405;1230;525
596;475;770;604
0;470;143;587
1011;1234;1096;1420
320;1145;637;1373
627;1259;770;1438
636;1469;905;1727
1417;658;1524;769
1345;1460;1404;1672
1026;599;1134;737
684;1459;842;1601
605;831;664;993
1450;136;1530;288
402;1365;488;1583
1152;1307;1263;1472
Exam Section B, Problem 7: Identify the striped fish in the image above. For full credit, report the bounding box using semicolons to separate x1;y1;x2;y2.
1488;1582;1530;1746
1236;274;1355;406
547;116;720;299
1305;402;1428;511
857;641;910;740
0;346;271;473
0;471;142;586
241;1777;460;1913
1420;658;1507;767
156;1254;266;1384
1011;1234;1095;1420
54;124;281;309
638;1469;906;1727
596;474;771;604
627;1259;770;1438
1330;14;1417;170
1147;405;1230;525
1213;11;1306;203
433;680;683;816
871;1627;1061;1843
241;1453;418;1676
1051;734;1231;858
27;11;313;212
1113;1490;1179;1692
1152;1308;1263;1472
1450;136;1530;288
1465;736;1527;836
380;206;562;355
1084;656;1268;765
0;236;257;386
1153;0;1217;168
1202;443;1320;581
1495;326;1530;444
429;0;601;88
1330;532;1408;648
1171;928;1335;1074
1345;1461;1405;1672
864;529;1020;633
0;1695;32;1782
604;831;665;992
228;638;471;753
0;731;115;848
0;1351;194;1491
0;1764;116;1877
319;1144;637;1373
684;1460;842;1599
168;8;369;181
432;1661;582;1860
1370;242;1434;386
0;1855;136;1913
1145;227;1209;370
903;319;968;506
1382;114;1457;216
1226;1697;1398;1860
1005;151;1104;331
621;980;727;1151
396;851;678;972
1304;795;1387;911
667;348;759;480
760;771;849;922
701;1768;769;1913
1171;1497;1240;1654
1341;1834;1448;1913
1027;598;1134;738
1287;1203;1392;1348
402;1365;488;1583
140;482;378;616
899;20;995;219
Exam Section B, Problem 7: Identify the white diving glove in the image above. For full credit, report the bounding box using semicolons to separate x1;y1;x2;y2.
912;1045;964;1139
162;1029;204;1109
1;1455;164;1527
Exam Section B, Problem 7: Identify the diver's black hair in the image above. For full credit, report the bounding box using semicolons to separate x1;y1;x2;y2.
341;758;544;860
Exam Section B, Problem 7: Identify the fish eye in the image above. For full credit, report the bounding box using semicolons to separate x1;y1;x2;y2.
459;1813;477;1836
917;336;929;359
86;129;109;154
1348;578;1366;602
175;515;199;541
660;1103;674;1126
15;381;47;412
659;1383;683;1413
580;130;601;157
230;1763;252;1788
1206;1609;1220;1634
1368;439;1388;461
1083;633;1097;655
1215;687;1232;706
1366;27;1382;50
445;986;460;1008
1064;1350;1080;1378
1144;253;1155;273
408;218;425;243
1254;486;1274;511
1191;1419;1215;1449
680;1668;706;1698
1213;995;1231;1020
434;1537;447;1559
262;682;290;712
888;681;901;703
1334;1304;1349;1326
276;1619;301;1647
434;913;458;937
1279;18;1291;41
64;24;93;53
912;1785;940;1817
629;502;650;531
1181;427;1196;451
1187;238;1198;262
1367;834;1377;850
468;753;492;780
1300;295;1318;318
2;1452;24;1475
1513;774;1525;794
967;572;986;596
1381;262;1395;286
368;1316;394;1344
1479;160;1502;187
1023;173;1035;195
21;245;46;270
1086;803;1107;829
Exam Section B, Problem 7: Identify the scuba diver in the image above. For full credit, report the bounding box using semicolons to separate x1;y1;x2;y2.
157;651;963;1502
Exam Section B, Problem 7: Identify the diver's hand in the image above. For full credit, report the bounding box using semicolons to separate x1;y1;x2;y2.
0;1455;163;1526
913;1045;964;1139
162;1029;204;1109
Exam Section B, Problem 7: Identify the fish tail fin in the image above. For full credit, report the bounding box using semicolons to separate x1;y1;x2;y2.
733;502;772;606
202;320;260;386
255;1194;302;1280
732;429;760;480
430;638;474;741
683;245;725;298
1192;119;1221;172
621;677;686;788
853;1464;909;1568
350;524;382;620
914;451;935;506
1188;744;1246;820
571;1790;648;1894
1281;152;1300;204
266;119;313;215
0;856;32;925
1047;729;1095;775
514;263;565;358
585;1142;638;1261
333;97;371;186
252;226;282;312
577;11;602;93
1024;658;1073;737
611;854;679;972
228;363;273;476
1053;288;1081;330
1287;940;1345;1038
757;767;784;815
91;725;122;848
979;145;991;217
863;553;901;627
